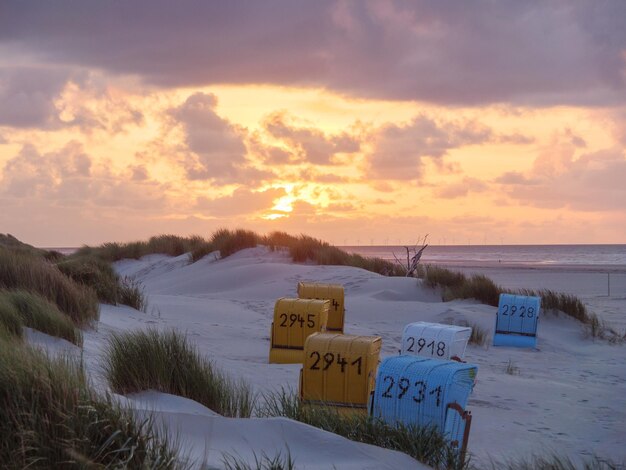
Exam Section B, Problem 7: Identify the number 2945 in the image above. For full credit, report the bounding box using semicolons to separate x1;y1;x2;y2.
279;313;315;328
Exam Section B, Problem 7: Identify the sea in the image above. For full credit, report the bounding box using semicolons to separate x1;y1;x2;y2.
341;244;626;271
342;244;626;299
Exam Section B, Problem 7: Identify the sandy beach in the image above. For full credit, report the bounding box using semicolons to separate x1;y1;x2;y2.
27;246;624;468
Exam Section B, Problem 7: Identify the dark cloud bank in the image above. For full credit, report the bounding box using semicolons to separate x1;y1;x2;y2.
2;0;625;106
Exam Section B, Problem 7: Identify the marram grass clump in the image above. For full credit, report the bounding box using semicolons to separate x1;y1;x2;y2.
467;322;489;347
0;290;82;345
75;234;211;262
56;254;120;304
222;450;296;470
0;339;179;469
212;228;260;258
57;253;148;310
0;247;99;326
105;329;253;417
264;231;405;276
421;264;605;335
488;453;623;470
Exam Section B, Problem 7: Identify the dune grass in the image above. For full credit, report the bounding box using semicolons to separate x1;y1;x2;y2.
118;275;148;311
222;450;295;470
75;229;405;277
467;322;489;347
57;253;148;310
488;454;623;470
424;266;502;306
421;264;606;335
0;338;180;469
56;254;120;304
76;234;211;262
0;295;24;340
211;228;260;258
0;290;82;346
259;389;466;470
504;359;519;375
0;247;99;326
0;233;63;261
265;231;405;276
105;329;253;418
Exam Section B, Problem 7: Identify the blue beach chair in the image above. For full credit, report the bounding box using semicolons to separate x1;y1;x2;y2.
369;356;477;453
493;294;541;348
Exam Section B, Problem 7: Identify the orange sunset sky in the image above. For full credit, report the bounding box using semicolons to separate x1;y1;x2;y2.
1;1;625;246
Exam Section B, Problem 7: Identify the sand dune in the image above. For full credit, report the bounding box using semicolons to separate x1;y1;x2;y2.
35;246;625;468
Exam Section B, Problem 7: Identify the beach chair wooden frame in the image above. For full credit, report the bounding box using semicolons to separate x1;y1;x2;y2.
445;402;472;461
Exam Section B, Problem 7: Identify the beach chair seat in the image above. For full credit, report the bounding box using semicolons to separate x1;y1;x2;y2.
401;322;472;360
493;294;541;348
369;355;477;452
300;332;381;414
269;298;329;364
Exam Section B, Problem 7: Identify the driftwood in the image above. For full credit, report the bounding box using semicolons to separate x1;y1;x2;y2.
392;234;429;277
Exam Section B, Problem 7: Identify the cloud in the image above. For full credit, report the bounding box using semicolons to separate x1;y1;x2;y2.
170;92;272;184
129;165;149;181
195;187;286;217
295;168;352;183
497;133;535;145
0;66;75;128
3;2;624;106
494;172;538;186
495;146;626;211
367;115;491;180
263;112;360;165
326;202;361;212
435;177;488;199
1;142;167;211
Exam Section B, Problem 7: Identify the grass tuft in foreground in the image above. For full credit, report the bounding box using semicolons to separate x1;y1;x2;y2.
0;290;82;346
258;389;466;470
488;454;623;470
0;295;24;340
0;339;179;469
0;247;99;326
222;449;295;470
105;329;253;417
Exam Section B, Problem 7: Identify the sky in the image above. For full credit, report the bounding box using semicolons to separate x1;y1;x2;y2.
1;1;625;247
